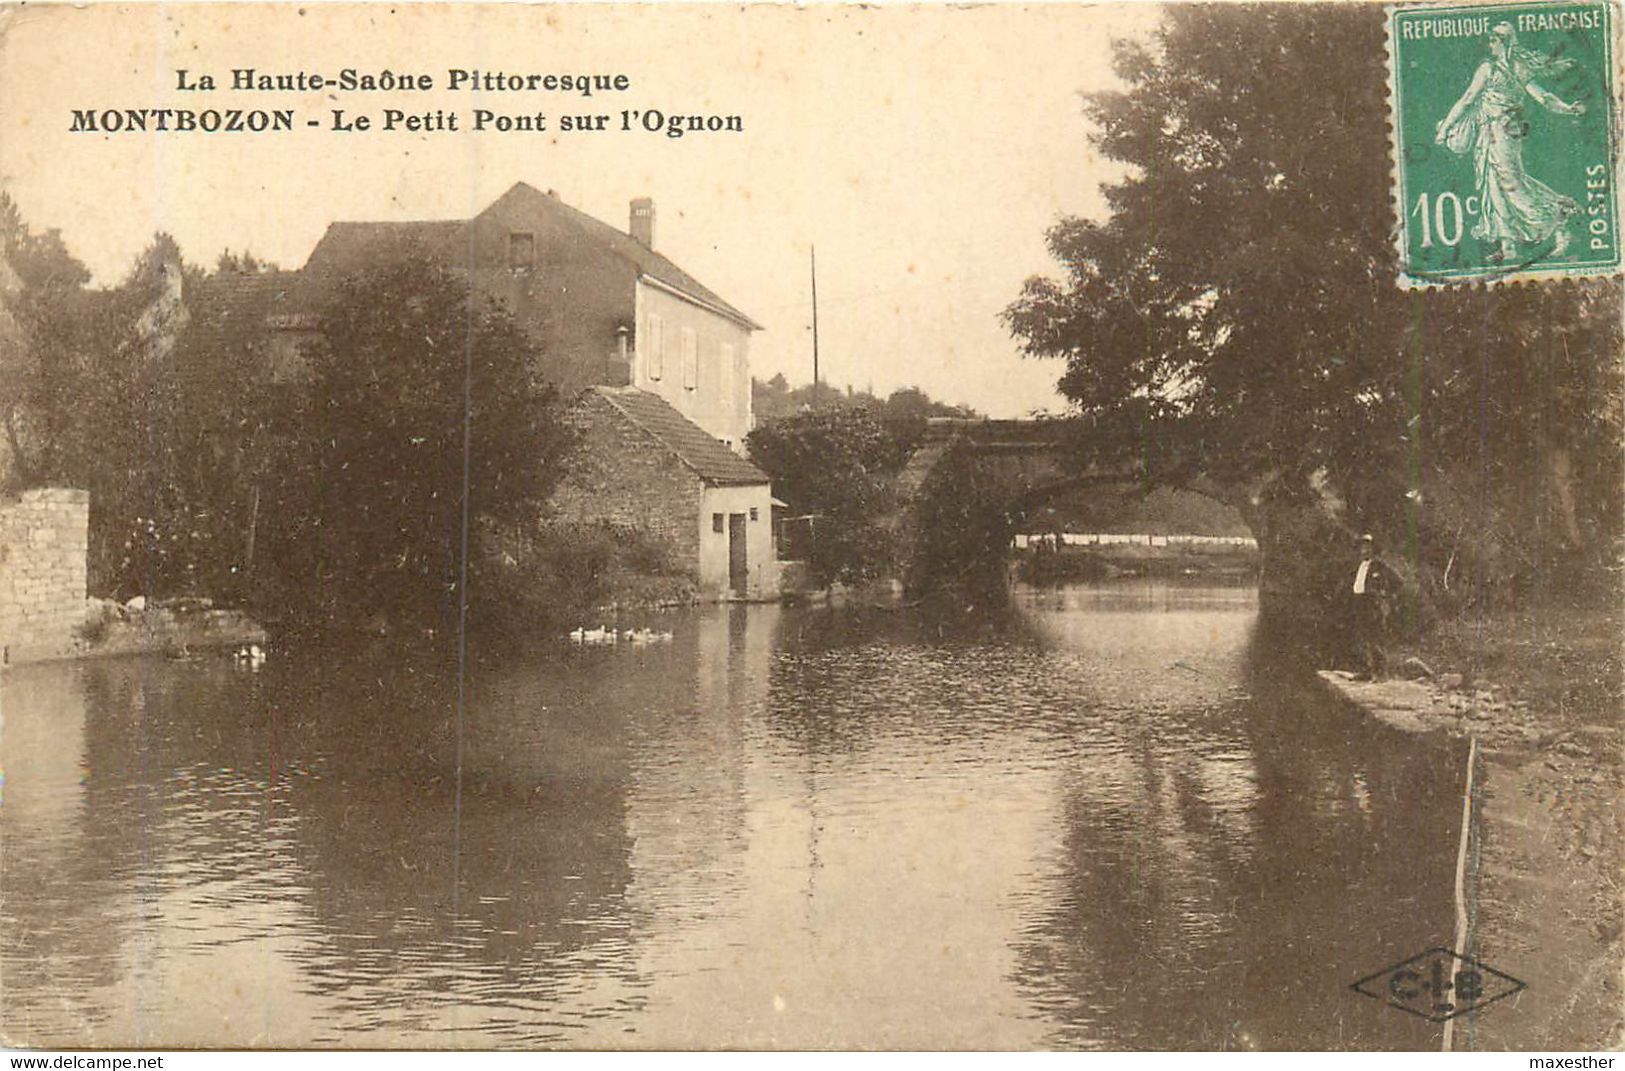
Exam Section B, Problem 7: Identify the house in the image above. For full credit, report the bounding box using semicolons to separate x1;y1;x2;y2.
300;181;762;450
193;183;776;601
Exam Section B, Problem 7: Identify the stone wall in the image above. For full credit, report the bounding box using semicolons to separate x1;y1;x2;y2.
0;488;89;662
550;392;705;578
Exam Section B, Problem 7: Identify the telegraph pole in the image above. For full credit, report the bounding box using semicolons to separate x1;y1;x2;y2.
810;245;820;395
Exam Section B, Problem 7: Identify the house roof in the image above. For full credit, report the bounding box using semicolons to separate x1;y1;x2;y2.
185;270;312;353
590;387;768;486
302;182;761;330
302;220;470;282
506;184;762;330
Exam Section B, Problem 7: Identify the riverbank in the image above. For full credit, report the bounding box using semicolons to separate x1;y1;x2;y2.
1318;598;1622;1050
4;598;267;666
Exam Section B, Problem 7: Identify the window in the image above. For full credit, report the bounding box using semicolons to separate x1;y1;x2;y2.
508;232;535;271
712;513;725;534
749;507;759;522
647;315;664;380
681;327;698;390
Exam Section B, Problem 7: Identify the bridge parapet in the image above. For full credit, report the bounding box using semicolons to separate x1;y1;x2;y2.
921;416;1079;449
909;417;1142;493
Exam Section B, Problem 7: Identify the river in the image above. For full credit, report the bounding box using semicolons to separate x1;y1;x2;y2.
1;581;1464;1049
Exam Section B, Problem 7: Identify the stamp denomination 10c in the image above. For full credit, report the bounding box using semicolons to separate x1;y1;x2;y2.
1387;1;1619;287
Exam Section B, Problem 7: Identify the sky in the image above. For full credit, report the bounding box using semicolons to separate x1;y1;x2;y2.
0;3;1162;417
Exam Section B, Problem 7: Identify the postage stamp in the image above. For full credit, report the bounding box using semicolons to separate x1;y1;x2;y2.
1387;1;1620;287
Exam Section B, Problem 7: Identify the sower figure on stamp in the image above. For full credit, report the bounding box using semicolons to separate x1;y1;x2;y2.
1434;22;1587;264
1346;532;1400;681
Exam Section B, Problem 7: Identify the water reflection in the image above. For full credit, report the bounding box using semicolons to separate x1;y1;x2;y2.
1009;601;1458;1050
2;582;1460;1049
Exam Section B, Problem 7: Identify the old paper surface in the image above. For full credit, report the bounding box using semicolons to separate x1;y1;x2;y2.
0;1;1619;1053
0;1;1156;416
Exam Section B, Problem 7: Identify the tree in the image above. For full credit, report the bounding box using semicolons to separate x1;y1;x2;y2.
0;210;245;595
1004;5;1621;598
752;374;978;423
746;407;920;585
908;440;1025;600
0;225;210;595
261;254;573;630
0;194;93;487
73;234;204;596
215;250;278;275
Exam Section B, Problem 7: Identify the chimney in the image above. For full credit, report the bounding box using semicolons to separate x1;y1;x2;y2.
629;197;655;249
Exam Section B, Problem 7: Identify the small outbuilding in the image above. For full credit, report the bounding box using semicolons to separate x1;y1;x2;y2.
553;387;778;601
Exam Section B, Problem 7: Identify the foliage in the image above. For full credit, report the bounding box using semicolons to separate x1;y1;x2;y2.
746;406;921;585
471;518;693;639
214;250;278;275
1;203;579;631
83;236;221;597
1031;484;1253;537
1003;5;1622;595
876;385;976;422
0;219;231;597
751;373;977;423
0;193;93;488
258;255;573;630
0;195;92;295
908;441;1021;600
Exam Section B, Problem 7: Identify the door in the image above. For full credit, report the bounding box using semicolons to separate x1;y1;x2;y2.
728;513;748;596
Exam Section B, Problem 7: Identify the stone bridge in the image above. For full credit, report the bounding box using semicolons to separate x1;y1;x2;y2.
892;417;1151;590
896;417;1145;511
890;418;1331;616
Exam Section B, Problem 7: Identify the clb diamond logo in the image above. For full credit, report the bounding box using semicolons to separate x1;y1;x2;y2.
1351;947;1526;1022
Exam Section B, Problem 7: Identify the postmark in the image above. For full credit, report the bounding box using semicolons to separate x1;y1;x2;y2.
1387;1;1620;287
1351;947;1527;1021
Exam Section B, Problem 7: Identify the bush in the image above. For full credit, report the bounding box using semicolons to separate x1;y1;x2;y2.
746;406;920;585
471;519;694;639
908;441;1019;598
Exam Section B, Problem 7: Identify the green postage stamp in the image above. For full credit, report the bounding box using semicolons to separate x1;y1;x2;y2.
1387;1;1620;287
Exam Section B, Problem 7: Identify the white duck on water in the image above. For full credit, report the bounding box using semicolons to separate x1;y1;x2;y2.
568;626;672;645
569;626;617;645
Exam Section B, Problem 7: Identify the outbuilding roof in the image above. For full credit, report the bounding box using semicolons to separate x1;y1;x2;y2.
589;387;768;486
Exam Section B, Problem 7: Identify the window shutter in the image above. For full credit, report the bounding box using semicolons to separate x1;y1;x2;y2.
682;328;698;390
648;315;664;380
719;343;736;410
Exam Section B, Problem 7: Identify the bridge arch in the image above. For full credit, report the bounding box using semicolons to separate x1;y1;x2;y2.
893;418;1251;596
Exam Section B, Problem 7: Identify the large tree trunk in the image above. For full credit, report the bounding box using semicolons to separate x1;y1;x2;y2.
1540;438;1584;551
